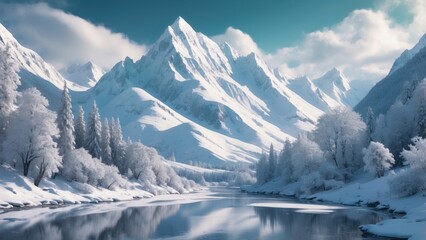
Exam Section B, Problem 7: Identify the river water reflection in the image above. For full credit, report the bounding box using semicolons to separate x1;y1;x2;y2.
0;188;390;240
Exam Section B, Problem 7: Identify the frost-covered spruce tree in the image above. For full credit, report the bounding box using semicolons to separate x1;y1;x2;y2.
362;142;394;178
268;144;277;180
57;82;75;155
110;118;126;171
85;101;102;159
101;118;112;164
0;45;20;137
415;82;426;137
366;107;376;142
276;139;293;182
3;88;61;186
256;152;269;184
75;106;86;149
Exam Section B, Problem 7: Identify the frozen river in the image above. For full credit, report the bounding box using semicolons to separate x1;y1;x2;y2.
0;187;390;240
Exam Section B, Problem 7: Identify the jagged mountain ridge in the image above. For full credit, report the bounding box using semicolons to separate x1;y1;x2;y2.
60;61;105;90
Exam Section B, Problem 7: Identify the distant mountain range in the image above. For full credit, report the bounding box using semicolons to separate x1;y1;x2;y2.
60;61;105;90
0;17;382;166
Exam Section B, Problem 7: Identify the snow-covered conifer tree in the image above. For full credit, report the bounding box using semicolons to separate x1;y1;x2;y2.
415;82;426;137
3;88;61;186
268;144;277;179
256;152;269;184
85;101;102;159
110;118;125;170
366;107;376;142
101;118;112;164
57;82;75;155
276;139;292;182
75;106;86;149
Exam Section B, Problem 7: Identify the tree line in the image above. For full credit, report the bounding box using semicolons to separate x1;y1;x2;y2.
257;98;426;197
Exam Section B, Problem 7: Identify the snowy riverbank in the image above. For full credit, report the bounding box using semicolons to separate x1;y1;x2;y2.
0;166;198;209
242;171;426;240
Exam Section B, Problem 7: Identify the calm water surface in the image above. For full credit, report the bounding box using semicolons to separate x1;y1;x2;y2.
0;188;391;240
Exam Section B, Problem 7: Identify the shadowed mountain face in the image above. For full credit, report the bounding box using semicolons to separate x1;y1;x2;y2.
355;44;426;117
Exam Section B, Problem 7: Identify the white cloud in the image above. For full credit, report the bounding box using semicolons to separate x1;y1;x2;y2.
212;27;262;56
0;3;147;70
213;0;426;82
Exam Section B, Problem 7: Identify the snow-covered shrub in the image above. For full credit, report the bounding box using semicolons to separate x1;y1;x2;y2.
389;137;426;197
290;134;324;181
229;168;256;186
389;169;425;197
124;142;157;183
401;137;426;170
363;141;395;178
123;142;190;192
296;163;343;195
62;148;125;189
291;134;343;195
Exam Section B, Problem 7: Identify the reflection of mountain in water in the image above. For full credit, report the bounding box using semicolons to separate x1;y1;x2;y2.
3;205;180;240
254;207;383;239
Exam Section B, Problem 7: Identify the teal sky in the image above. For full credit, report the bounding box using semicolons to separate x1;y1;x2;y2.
57;0;380;52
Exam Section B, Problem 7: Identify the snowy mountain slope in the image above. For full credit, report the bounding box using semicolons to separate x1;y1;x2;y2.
355;44;426;117
60;61;105;90
313;67;361;106
287;75;341;111
389;32;426;75
99;87;262;165
89;17;330;165
0;23;86;93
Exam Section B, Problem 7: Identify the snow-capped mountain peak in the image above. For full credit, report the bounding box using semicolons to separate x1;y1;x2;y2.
60;61;105;89
316;67;350;92
287;75;342;111
312;67;359;106
169;16;196;35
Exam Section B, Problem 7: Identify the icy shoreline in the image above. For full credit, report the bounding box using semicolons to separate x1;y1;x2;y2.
0;166;198;210
241;172;426;240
